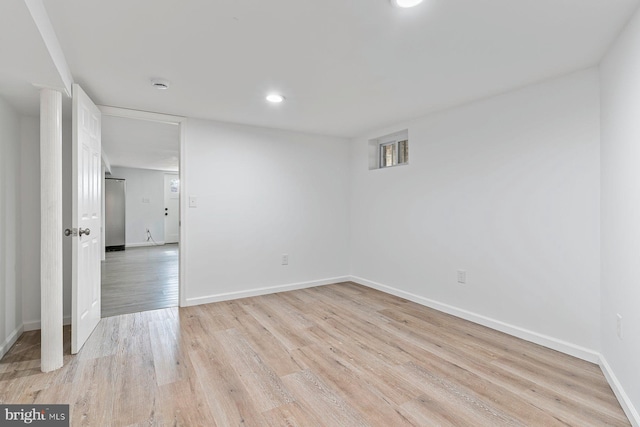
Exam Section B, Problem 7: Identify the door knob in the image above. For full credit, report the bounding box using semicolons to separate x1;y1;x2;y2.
79;228;91;236
165;213;168;216
64;228;76;237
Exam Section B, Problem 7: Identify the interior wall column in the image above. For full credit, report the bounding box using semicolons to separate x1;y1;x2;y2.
40;88;63;372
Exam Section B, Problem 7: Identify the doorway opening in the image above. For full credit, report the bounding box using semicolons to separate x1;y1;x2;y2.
99;108;184;318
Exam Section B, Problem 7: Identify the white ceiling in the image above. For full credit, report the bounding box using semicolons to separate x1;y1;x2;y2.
0;1;65;115
1;0;638;138
102;115;180;172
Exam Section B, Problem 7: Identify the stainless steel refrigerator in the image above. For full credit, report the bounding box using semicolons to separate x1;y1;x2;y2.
105;178;126;251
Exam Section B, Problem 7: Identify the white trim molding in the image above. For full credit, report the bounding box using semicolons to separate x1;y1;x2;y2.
125;242;166;248
98;107;188;309
97;105;185;125
23;316;72;332
184;276;350;307
179;119;187;308
349;276;600;363
0;325;24;360
599;356;640;427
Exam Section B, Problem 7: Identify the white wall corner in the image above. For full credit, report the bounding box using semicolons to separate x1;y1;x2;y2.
348;276;601;363
101;148;112;174
0;325;24;360
599;355;640;427
184;276;350;307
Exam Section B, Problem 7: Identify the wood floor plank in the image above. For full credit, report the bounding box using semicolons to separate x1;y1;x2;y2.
69;356;119;426
281;369;370;427
260;401;324;427
296;325;426;406
156;379;219;427
398;361;527;427
401;396;474;427
189;341;266;426
242;303;312;351
215;328;295;412
411;357;568;426
0;282;630;426
149;317;187;386
291;344;418;426
228;314;304;377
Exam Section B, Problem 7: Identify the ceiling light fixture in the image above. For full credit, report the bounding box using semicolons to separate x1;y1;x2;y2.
151;78;170;90
390;0;424;7
266;94;285;103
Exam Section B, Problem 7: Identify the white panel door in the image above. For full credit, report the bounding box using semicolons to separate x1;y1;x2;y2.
71;84;102;354
164;174;179;244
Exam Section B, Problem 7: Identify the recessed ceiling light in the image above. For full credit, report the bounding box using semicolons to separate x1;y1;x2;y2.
266;94;285;103
151;78;170;90
390;0;424;7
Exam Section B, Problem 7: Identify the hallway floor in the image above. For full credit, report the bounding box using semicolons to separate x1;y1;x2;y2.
101;244;178;317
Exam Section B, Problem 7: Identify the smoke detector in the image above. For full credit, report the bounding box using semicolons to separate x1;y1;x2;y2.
151;79;170;90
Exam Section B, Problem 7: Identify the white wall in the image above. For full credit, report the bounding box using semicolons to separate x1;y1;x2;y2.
600;4;640;422
20;116;41;329
0;95;23;358
183;119;350;304
349;69;601;359
110;166;166;246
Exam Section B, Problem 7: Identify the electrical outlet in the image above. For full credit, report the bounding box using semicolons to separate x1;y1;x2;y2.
457;270;466;284
617;314;623;340
189;196;198;208
281;254;289;265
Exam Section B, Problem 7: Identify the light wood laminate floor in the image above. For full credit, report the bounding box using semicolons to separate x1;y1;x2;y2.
101;244;178;318
0;283;630;426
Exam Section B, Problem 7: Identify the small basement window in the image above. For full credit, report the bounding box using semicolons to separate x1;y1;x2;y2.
369;129;409;170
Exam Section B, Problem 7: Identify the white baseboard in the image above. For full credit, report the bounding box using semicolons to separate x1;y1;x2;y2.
184;276;350;307
599;355;640;427
349;276;600;363
23;316;72;332
0;324;24;359
125;241;166;248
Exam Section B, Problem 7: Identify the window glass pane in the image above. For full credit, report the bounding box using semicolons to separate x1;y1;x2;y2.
380;143;396;168
170;178;180;193
398;140;408;164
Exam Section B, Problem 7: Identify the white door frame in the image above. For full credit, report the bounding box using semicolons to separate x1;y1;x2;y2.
98;106;187;307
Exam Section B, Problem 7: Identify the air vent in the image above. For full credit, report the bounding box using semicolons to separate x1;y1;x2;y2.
151;79;170;90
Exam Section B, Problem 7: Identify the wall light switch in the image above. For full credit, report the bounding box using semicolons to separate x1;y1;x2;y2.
189;196;198;208
281;254;289;265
